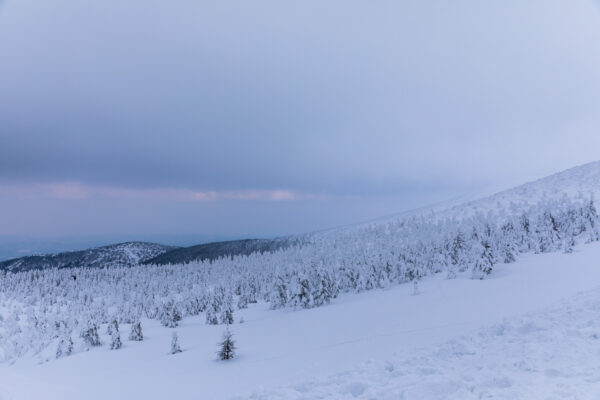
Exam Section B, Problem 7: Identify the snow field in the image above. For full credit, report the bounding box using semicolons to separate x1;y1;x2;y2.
247;288;600;400
3;242;600;399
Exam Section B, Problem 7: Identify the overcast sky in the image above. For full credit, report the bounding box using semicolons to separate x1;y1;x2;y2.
1;0;600;249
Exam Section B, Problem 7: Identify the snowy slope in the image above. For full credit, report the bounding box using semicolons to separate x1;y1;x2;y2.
312;160;600;240
3;241;600;400
249;287;600;400
3;162;600;399
445;160;600;219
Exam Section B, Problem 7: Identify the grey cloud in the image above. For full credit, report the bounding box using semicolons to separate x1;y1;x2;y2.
1;0;600;239
0;1;598;194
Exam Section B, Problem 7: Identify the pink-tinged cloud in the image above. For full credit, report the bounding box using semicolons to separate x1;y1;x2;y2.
42;183;90;200
0;182;306;202
191;190;297;202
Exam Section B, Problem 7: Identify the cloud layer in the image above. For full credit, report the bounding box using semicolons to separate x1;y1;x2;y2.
1;0;600;239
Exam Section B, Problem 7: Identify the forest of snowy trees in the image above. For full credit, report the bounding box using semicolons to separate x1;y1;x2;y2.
0;196;598;362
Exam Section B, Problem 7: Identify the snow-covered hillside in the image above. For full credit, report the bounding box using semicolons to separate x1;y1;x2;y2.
444;160;600;220
313;160;600;239
3;162;600;399
2;242;600;399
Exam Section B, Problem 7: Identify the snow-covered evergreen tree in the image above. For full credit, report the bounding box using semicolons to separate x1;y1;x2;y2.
412;280;420;296
217;327;236;360
109;320;122;350
129;321;143;341
160;300;182;328
472;240;494;279
269;276;289;309
237;293;249;310
170;332;182;354
219;293;234;325
204;303;217;325
81;322;101;347
56;333;73;359
290;275;312;309
107;319;118;336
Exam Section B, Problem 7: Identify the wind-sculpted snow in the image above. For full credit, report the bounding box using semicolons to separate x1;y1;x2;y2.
0;194;598;362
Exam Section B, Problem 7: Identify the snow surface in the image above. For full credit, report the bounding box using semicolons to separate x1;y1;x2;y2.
248;288;600;400
3;241;600;399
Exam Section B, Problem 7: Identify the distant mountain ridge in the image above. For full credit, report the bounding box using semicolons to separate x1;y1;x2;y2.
0;237;298;272
142;238;298;265
0;242;176;272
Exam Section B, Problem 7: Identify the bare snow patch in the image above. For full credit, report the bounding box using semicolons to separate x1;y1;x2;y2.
245;288;600;399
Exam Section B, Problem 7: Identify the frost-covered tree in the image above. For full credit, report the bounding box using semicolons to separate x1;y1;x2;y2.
56;333;73;359
205;291;223;325
269;276;289;309
81;322;101;347
237;293;249;310
219;294;234;325
205;300;219;325
472;240;494;279
107;319;119;336
170;332;182;354
186;295;207;316
290;275;312;309
109;320;122;350
129;321;143;341
500;222;518;263
217;327;236;360
450;231;469;271
160;300;182;328
412;280;420;296
311;269;337;307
